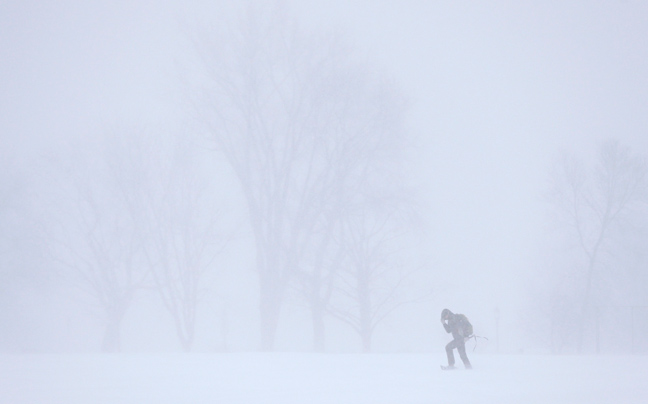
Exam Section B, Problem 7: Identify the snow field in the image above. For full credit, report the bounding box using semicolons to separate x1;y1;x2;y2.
1;353;646;404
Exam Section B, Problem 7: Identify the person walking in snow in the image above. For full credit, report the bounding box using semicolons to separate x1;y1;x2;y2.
440;308;473;370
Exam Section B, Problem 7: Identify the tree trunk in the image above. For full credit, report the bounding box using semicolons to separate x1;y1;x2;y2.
577;232;604;353
361;331;372;353
174;315;194;353
259;281;282;351
358;271;372;353
101;315;123;353
180;335;193;353
311;300;326;352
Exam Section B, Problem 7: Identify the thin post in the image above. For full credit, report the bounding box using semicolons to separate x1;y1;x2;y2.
495;307;500;354
595;306;600;354
631;306;636;354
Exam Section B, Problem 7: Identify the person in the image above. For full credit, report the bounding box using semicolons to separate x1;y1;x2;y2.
440;308;472;370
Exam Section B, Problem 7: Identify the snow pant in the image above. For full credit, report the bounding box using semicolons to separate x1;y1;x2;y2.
446;337;471;368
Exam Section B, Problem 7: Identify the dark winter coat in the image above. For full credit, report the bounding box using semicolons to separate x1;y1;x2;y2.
443;312;472;340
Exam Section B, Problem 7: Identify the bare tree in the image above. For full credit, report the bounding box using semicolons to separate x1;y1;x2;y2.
548;140;648;351
97;129;230;352
46;129;228;352
293;212;342;352
140;135;228;352
326;189;420;353
47;137;147;352
192;3;408;350
293;92;411;352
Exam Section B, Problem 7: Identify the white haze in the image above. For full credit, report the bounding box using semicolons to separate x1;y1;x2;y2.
2;0;648;369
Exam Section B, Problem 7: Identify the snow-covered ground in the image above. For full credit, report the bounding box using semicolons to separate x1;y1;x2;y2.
1;353;646;403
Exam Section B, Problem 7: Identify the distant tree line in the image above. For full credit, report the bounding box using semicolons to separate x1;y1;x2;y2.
12;4;422;353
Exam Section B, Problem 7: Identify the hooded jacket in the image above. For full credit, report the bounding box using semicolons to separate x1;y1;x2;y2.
441;309;472;339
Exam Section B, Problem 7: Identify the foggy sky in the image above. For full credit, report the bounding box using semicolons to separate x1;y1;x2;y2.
2;0;648;353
